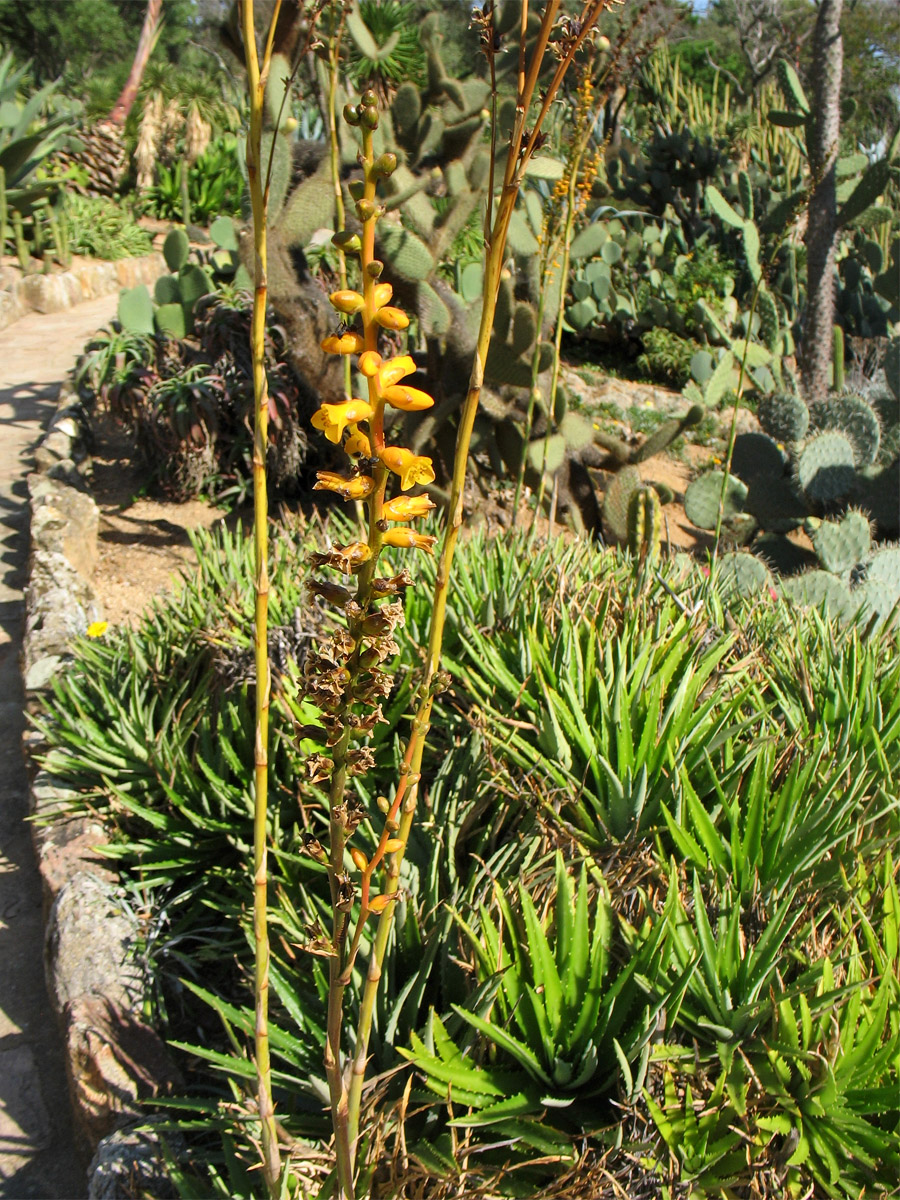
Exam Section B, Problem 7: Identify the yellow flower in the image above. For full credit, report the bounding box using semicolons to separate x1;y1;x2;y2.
321;332;365;355
358;350;382;377
374;306;409;331
86;620;108;638
329;289;366;315
382;384;434;412
344;426;372;457
382;494;435;521
378;354;416;389
382;528;437;553
380;446;435;491
311;399;374;444
313;472;375;500
373;282;393;308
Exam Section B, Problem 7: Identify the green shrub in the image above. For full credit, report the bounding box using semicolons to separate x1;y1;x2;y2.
65;193;153;260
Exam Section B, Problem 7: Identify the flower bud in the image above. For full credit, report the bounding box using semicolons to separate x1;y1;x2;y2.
375;306;409;331
382;383;433;411
358;350;383;377
361;105;379;129
343;103;361;125
372;152;397;177
332;230;361;253
349;847;368;871
321;332;365;356
373;283;393;309
384;838;404;853
356;198;376;222
383;528;437;553
329;289;366;315
376;795;390;813
361;89;378;108
382;494;436;521
348;179;366;200
368;893;395;914
366;259;384;278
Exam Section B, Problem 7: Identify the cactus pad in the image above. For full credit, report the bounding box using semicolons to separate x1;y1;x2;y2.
731;431;786;481
154;275;181;306
810;509;871;574
376;223;434;282
808;392;881;467
757;391;809;444
716;552;772;598
780;570;855;618
684;470;749;531
118;284;154;335
745;474;807;533
601;465;642;545
797;431;857;504
864;545;900;593
163;227;190;273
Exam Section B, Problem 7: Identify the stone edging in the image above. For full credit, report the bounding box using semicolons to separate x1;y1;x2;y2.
0;252;166;332
23;380;180;1197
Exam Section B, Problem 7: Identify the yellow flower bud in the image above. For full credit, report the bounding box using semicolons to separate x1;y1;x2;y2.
382;384;434;412
350;847;368;871
382;494;435;521
311;399;374;444
321;332;365;355
358;350;382;377
374;306;409;331
378;354;416;389
344;427;372;457
373;283;393;309
329;289;366;315
383;527;437;553
380;446;436;491
313;472;375;500
368;893;395;913
384;838;404;852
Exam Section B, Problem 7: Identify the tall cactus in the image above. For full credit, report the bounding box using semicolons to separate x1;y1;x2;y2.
800;0;843;405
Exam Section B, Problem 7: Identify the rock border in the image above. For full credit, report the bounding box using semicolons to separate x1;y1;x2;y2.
23;378;179;1196
0;252;166;332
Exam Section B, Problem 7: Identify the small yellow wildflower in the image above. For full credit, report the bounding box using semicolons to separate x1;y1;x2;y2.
311;399;374;444
380;446;435;491
378;355;416;389
87;620;108;638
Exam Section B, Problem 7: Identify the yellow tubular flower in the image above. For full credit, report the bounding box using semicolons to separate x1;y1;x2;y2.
380;446;435;491
374;306;409;331
344;426;372;457
373;283;393;308
382;528;437;553
358;350;382;377
321;332;365;355
382;494;436;521
338;542;372;567
378;354;416;389
329;289;366;315
382;384;434;412
313;472;375;500
311;399;374;444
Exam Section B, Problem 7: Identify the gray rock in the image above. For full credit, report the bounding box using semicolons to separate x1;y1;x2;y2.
45;872;143;1015
87;1120;182;1200
24;653;66;692
29;478;98;577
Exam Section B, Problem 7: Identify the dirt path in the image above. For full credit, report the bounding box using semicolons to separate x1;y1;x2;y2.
0;294;121;1199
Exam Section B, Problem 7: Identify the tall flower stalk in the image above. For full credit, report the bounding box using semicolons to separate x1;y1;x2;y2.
241;1;285;1194
303;6;613;1196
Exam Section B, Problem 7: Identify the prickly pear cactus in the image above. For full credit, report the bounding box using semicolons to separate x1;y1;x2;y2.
716;551;772;599
757;391;810;445
684;470;749;531
808;391;881;467
808;509;871;574
797;431;858;505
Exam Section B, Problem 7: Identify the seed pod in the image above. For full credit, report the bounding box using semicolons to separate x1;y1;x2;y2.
372;152;397;177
